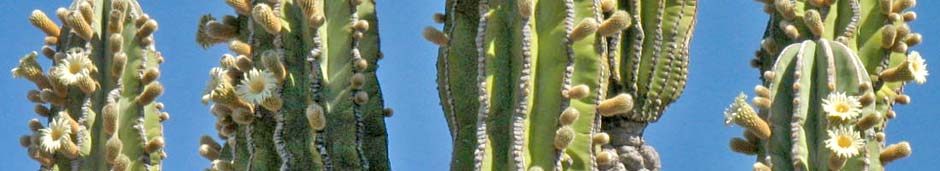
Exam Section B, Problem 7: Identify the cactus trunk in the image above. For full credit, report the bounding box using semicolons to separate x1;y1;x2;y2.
724;0;925;170
428;0;697;170
195;0;389;170
13;0;168;170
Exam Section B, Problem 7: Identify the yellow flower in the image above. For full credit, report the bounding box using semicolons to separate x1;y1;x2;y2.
908;51;928;84
39;116;72;153
53;48;92;85
237;68;277;105
824;126;864;158
822;92;861;121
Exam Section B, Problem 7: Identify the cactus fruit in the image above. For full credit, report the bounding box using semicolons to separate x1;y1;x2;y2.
428;0;697;170
12;0;168;170
724;0;926;170
195;0;388;170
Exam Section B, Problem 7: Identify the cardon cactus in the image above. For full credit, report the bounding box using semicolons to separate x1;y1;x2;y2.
12;0;168;170
723;0;926;170
426;0;696;170
194;0;389;170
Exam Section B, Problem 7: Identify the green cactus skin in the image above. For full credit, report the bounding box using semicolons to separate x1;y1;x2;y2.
12;0;168;170
195;0;389;170
724;0;926;170
430;0;696;170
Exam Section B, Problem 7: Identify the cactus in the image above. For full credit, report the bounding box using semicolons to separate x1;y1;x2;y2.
427;0;696;170
194;0;389;170
723;0;926;170
12;0;168;170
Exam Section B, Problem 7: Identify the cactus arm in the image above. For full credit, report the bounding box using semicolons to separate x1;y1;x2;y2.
436;0;485;170
523;0;567;169
321;0;366;169
356;1;391;170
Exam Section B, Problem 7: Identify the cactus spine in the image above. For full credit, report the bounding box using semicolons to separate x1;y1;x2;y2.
196;0;389;170
428;0;696;170
724;0;926;170
13;0;168;170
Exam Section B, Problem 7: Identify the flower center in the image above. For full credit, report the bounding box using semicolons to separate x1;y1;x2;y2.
68;62;83;74
912;62;923;72
249;78;266;94
834;103;850;113
51;128;64;140
837;135;853;148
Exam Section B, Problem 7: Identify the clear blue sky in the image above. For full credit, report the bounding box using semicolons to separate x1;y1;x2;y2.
1;1;937;170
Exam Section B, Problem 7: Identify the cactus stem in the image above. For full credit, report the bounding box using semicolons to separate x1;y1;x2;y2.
472;1;491;170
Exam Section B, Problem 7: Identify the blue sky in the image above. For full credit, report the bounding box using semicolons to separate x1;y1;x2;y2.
1;0;937;170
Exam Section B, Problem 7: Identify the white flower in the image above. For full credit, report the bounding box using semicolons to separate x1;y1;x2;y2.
908;51;928;84
825;126;864;158
53;48;92;85
237;68;277;105
822;92;862;121
38;116;72;153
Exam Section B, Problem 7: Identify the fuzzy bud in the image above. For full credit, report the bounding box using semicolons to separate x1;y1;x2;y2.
725;93;771;140
859;92;875;106
252;4;282;34
559;107;579;126
106;136;123;163
261;51;286;83
355;59;369;71
753;162;771;171
137;82;164;105
261;96;283;112
517;0;533;18
569;18;599;41
892;0;916;13
112;53;127;79
775;0;796;20
880;141;912;164
600;0;616;12
383;108;394;117
141;68;161;85
432;13;446;23
553;126;575;150
232;108;254;125
159;112;170;122
354;92;369;105
34;105;50;117
200;144;220;161
109;34;124;53
229;40;252;57
596;151;616;166
235;55;254;72
60;140;80;159
905;33;922;46
730;137;758;155
66;11;94;40
592;132;610;145
29;10;60;37
28;119;43;132
902;11;917;22
113;155;130;171
306;103;326;130
206;21;238;40
598;94;634;116
423;27;449;46
804;10;824;38
225;0;252;15
354;20;370;32
598;11;632;37
351;73;366;90
894;94;911;104
856;113;883;131
103;103;117;135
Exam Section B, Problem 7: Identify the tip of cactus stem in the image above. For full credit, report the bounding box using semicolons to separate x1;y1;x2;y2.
880;141;912;164
29;10;60;37
423;26;449;46
230;40;252;57
137;82;164;105
306;103;326;130
432;13;445;23
517;0;533;18
753;162;771;171
569;18;598;41
592;132;610;145
354;92;370;105
351;73;366;90
554;126;575;149
596;151;616;166
253;4;282;34
903;11;917;22
600;0;616;12
106;136;123;163
598;94;634;117
564;84;590;99
200;144;221;161
856;113;883;130
598;10;632;37
730;137;758;155
383;108;394;117
559;107;579;126
232;108;254;125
